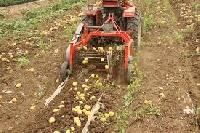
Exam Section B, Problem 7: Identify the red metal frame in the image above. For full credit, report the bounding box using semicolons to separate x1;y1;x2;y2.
68;13;133;70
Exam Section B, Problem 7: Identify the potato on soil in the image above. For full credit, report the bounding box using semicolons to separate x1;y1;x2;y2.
53;109;60;113
105;65;109;70
74;117;81;127
91;74;95;78
66;130;70;133
82;59;88;64
109;111;115;117
85;79;89;82
72;82;78;87
90;96;96;100
53;131;60;133
71;127;75;131
58;105;65;108
104;113;110;118
49;117;56;123
84;105;91;110
15;83;22;88
100;117;107;122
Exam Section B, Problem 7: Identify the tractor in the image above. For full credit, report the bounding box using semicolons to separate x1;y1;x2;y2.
60;0;142;84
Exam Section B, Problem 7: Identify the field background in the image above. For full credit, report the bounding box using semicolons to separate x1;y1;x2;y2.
0;0;37;7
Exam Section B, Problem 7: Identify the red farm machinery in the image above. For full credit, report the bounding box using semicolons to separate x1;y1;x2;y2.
60;0;142;84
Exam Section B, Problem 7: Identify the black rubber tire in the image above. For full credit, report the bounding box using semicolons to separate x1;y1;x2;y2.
127;10;142;51
60;61;70;82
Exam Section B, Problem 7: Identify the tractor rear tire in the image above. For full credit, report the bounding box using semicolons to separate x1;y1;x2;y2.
60;61;70;82
127;10;142;51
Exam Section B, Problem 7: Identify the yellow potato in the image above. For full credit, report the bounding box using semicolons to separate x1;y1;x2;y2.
58;105;65;108
101;58;105;62
84;105;91;110
100;117;107;122
91;74;95;78
104;113;110;118
53;131;60;133
105;65;109;70
75;106;81;109
85;111;91;116
71;127;75;131
109;111;115;117
53;109;60;113
72;82;78;87
65;130;70;133
85;79;89;82
74;117;81;127
77;109;82;115
49;117;56;123
90;96;96;100
108;47;113;51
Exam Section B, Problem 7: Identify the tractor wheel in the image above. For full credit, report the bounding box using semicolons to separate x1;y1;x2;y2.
127;10;142;51
125;61;134;84
60;61;71;82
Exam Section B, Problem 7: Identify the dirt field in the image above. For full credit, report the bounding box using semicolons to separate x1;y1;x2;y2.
0;0;199;132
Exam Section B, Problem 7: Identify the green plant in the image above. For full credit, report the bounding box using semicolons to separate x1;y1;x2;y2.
174;31;184;43
17;56;30;66
37;41;50;51
143;13;155;32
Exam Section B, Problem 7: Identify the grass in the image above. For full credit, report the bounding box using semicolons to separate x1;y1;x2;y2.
0;0;85;38
135;102;161;119
143;13;155;32
0;0;36;7
17;56;30;66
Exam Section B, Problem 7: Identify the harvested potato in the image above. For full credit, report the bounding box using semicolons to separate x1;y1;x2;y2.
100;117;107;122
108;47;113;51
84;111;91;116
53;109;60;113
66;130;70;133
53;131;60;133
101;58;105;62
77;109;82;115
105;65;109;70
90;96;96;100
15;83;22;88
104;113;110;118
74;117;81;127
58;105;65;108
49;117;56;123
91;74;95;78
71;127;75;131
109;111;115;117
84;105;91;110
82;59;88;64
85;79;89;82
73;82;78;87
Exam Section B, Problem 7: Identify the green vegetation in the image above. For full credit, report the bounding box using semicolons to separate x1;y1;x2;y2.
135;103;161;119
117;61;142;132
17;56;30;66
0;0;36;7
143;13;155;32
0;0;85;38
